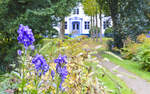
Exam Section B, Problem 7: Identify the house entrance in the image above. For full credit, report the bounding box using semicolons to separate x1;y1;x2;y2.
72;22;80;35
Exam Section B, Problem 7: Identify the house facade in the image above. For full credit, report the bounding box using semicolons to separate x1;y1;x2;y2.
54;3;112;37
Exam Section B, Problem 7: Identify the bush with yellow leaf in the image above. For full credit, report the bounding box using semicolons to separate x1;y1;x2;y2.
121;34;150;71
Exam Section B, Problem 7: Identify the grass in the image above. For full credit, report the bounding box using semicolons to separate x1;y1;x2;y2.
85;61;134;94
100;51;150;82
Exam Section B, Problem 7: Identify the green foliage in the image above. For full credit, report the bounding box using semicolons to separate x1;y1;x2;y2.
0;40;19;72
121;37;138;60
136;48;150;71
119;0;150;40
89;26;100;34
134;38;150;71
104;27;113;37
103;0;150;48
0;0;78;70
0;73;19;94
105;27;112;33
121;34;150;71
82;0;98;16
96;0;110;16
106;40;114;51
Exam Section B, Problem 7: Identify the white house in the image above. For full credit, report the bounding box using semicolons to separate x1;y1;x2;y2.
54;3;112;37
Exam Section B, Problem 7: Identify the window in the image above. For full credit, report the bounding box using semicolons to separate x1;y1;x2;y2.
103;21;106;29
103;20;111;29
65;22;67;29
73;8;79;14
85;21;90;29
77;9;79;14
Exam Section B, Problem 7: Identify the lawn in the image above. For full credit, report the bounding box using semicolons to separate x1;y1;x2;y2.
100;51;150;82
85;60;134;94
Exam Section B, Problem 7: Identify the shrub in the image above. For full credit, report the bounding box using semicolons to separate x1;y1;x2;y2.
121;37;139;59
0;40;19;73
89;26;100;38
106;40;114;51
121;34;150;71
104;27;113;37
135;35;150;71
136;46;150;71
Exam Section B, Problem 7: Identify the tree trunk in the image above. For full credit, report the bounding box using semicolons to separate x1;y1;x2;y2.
93;15;95;40
108;0;123;48
60;18;65;39
92;15;94;40
96;9;98;42
99;10;103;42
90;16;93;38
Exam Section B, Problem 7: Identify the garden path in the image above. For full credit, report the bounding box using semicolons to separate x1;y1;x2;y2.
81;39;150;94
96;54;150;94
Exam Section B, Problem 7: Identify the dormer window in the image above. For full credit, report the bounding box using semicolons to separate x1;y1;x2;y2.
73;8;79;14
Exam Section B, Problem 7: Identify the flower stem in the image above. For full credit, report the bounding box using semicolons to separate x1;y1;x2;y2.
56;78;60;94
21;48;26;94
35;72;41;94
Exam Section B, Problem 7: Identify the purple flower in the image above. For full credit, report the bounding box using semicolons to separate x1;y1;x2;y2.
17;24;35;48
57;66;68;82
146;35;150;38
112;45;114;48
54;55;68;89
54;55;67;64
30;45;35;50
32;54;49;76
51;70;55;80
17;50;22;56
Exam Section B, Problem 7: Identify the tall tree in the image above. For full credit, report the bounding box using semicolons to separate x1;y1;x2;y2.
95;7;98;41
104;0;124;48
96;0;110;42
82;0;99;40
104;0;150;48
119;0;150;40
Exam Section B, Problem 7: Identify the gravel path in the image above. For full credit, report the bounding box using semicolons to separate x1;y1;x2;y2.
98;56;150;94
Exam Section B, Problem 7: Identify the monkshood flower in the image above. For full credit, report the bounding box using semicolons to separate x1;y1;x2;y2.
17;24;35;49
112;44;114;48
146;35;150;38
54;55;68;89
17;49;22;56
54;55;67;64
146;31;150;38
56;65;68;89
30;45;35;50
51;70;55;80
32;54;49;76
